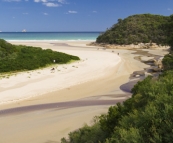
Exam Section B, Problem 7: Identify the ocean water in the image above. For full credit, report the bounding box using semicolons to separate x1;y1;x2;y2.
0;32;101;41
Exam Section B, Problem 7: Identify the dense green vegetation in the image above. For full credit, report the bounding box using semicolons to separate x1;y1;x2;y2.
61;122;107;143
162;54;173;71
96;14;170;45
0;39;80;73
166;15;173;50
61;71;173;143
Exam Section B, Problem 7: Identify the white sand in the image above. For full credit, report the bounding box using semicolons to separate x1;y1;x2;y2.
0;41;120;104
140;56;154;61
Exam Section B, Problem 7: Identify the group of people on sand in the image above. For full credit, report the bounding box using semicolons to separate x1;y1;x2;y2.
97;48;120;55
51;60;56;73
50;52;119;73
51;67;55;73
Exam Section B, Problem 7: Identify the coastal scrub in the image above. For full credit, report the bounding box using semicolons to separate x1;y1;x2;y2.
0;39;80;73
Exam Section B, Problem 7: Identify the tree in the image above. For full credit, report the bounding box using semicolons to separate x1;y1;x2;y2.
166;15;173;50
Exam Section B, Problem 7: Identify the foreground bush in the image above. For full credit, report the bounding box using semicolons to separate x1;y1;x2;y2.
0;39;80;73
106;71;173;142
61;122;107;143
160;54;173;71
61;70;173;143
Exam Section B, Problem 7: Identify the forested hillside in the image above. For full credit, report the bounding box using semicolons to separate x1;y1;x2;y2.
166;15;173;50
96;14;169;45
0;39;80;73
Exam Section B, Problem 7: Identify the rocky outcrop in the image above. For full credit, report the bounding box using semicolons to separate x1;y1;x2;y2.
88;42;170;49
147;57;164;72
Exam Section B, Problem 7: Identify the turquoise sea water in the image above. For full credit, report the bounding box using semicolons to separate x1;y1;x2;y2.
0;32;101;41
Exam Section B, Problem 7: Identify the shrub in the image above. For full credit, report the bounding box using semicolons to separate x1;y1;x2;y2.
0;39;80;73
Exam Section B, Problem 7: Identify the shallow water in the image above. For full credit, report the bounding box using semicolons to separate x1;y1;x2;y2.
0;32;101;41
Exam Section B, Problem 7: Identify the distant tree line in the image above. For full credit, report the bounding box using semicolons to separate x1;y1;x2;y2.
166;15;173;50
96;14;171;45
0;39;80;73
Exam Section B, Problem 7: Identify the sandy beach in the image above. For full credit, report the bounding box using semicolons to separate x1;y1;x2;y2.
0;41;121;105
0;41;168;143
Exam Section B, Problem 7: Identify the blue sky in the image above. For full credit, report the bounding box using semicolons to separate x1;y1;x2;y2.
0;0;173;32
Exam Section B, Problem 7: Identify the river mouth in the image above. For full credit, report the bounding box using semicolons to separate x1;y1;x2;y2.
120;49;166;93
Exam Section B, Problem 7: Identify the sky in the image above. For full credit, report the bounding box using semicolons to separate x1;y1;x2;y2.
0;0;173;32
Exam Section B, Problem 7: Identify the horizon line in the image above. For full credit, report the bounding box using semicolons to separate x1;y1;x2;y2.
0;31;104;33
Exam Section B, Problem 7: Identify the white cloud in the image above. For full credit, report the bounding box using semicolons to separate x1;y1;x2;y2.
92;11;97;13
34;0;68;4
4;0;21;2
43;2;60;7
68;10;77;14
43;12;48;15
41;0;47;2
34;0;47;2
34;0;40;2
167;8;172;11
23;12;29;14
57;0;68;4
34;0;66;7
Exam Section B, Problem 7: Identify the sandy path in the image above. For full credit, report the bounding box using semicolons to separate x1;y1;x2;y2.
0;41;162;143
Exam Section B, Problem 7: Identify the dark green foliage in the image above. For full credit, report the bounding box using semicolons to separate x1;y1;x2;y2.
0;39;17;59
165;15;173;50
0;39;80;73
61;122;107;143
107;71;173;143
62;70;173;143
99;103;129;136
96;14;169;45
162;54;173;71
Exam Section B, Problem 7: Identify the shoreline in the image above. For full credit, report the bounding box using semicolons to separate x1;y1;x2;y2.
7;40;96;42
88;42;170;49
